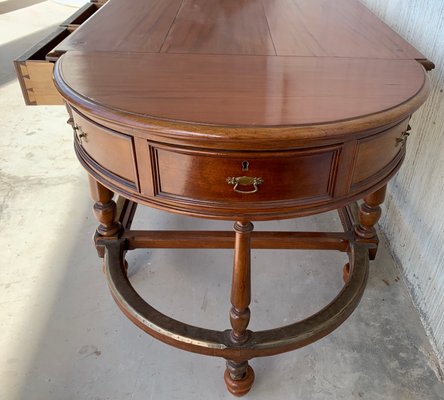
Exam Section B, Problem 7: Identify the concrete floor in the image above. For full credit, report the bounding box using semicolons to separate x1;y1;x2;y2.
1;1;443;399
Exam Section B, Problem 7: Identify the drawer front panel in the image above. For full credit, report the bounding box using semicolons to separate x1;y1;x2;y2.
352;119;409;185
72;110;137;186
151;145;340;204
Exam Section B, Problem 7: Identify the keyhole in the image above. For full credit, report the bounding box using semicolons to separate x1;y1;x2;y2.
242;161;249;171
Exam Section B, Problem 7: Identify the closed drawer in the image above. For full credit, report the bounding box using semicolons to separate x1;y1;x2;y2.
72;109;137;188
14;1;103;105
147;143;341;204
352;119;410;185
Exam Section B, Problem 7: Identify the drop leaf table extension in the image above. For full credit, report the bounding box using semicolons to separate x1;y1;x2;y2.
15;0;434;396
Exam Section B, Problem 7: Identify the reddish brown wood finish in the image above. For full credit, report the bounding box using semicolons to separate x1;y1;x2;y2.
58;0;183;53
343;263;351;284
68;105;412;221
100;232;370;362
55;53;427;128
72;109;137;185
224;362;255;397
352;120;410;185
229;222;253;344
88;175;120;237
15;0;434;106
161;0;275;55
123;230;351;251
15;0;433;396
356;185;387;260
55;0;426;62
153;144;338;202
116;197;137;230
262;0;424;59
226;221;254;395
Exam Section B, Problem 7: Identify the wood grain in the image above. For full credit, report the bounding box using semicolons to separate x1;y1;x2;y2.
54;0;426;61
161;0;275;55
263;0;425;59
72;109;137;183
123;230;350;251
56;0;183;52
57;52;426;127
152;145;337;202
352;120;409;184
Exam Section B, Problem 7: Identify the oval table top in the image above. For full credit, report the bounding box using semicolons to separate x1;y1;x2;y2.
55;52;428;129
54;0;430;145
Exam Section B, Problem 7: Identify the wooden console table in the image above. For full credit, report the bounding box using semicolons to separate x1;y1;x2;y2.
15;0;433;395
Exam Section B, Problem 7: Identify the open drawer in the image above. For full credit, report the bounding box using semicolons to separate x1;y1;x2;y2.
14;0;106;105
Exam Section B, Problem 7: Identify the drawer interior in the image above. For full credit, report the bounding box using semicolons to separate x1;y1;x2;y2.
14;1;104;105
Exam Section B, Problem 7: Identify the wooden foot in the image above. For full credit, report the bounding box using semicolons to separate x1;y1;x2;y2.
224;361;255;397
355;185;386;260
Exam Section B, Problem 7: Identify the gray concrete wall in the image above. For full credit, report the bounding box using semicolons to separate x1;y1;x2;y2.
360;0;444;367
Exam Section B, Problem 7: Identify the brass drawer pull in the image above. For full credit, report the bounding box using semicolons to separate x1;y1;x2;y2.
73;125;88;144
226;176;264;194
396;131;410;146
396;124;411;146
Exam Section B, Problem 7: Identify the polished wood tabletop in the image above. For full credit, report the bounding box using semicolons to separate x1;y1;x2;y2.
54;0;430;141
56;0;426;60
57;53;427;128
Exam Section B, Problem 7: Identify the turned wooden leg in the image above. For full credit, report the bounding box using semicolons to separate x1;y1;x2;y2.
224;221;255;396
89;175;121;257
355;185;387;260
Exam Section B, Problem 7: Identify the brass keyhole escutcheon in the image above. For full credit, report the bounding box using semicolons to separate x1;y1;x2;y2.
242;161;249;171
